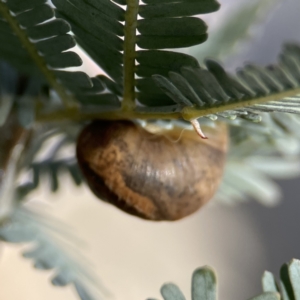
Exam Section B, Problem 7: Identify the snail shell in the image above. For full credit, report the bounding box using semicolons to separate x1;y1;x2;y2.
76;120;228;221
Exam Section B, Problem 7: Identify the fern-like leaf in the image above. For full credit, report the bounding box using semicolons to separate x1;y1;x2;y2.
16;122;83;199
0;207;105;300
148;265;282;300
2;0;300;124
51;0;220;109
262;259;300;300
0;1;119;109
148;260;300;300
153;43;300;121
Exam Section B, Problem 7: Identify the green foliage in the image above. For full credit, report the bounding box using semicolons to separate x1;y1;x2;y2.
51;0;219;109
0;0;118;109
17;126;83;198
148;262;300;300
0;0;299;121
149;259;300;300
0;1;300;300
0;207;104;300
154;44;300;121
214;112;300;206
262;259;300;300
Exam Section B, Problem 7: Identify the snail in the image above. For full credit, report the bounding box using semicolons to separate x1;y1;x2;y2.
76;120;228;221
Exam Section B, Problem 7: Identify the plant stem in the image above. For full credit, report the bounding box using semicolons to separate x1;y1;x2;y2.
36;108;182;123
181;87;300;120
122;0;139;111
0;2;77;109
36;87;300;123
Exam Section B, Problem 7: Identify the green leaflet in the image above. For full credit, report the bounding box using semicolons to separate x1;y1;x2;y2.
136;50;199;77
36;34;76;56
45;52;82;69
139;1;220;18
192;267;217;300
262;272;279;293
249;292;280;300
137;17;208;49
262;259;300;300
161;284;186;300
26;19;70;39
154;44;300;121
0;207;103;300
150;260;300;300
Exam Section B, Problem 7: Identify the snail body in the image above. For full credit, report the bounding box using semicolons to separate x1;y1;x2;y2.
76;120;228;221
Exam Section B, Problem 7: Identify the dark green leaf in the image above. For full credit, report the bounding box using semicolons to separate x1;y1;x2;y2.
154;44;300;121
139;1;220;19
16;4;54;28
152;75;193;106
35;34;75;56
6;0;46;12
26;19;71;40
137;33;208;50
136;50;199;77
137;17;207;49
45;52;82;69
54;71;93;89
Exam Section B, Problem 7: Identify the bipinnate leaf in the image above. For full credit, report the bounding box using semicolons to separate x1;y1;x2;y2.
0;207;104;300
0;0;119;109
51;0;220;108
260;259;300;300
153;44;300;121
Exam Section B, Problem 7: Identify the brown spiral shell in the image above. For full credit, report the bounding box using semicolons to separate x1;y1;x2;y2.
76;120;228;221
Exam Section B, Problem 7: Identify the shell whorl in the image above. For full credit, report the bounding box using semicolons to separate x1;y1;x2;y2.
76;120;228;221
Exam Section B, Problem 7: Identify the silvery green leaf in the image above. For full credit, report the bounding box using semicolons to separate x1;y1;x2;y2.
192;267;217;300
161;283;186;300
0;207;105;300
248;292;280;300
155;44;300;122
262;272;279;293
288;259;300;299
